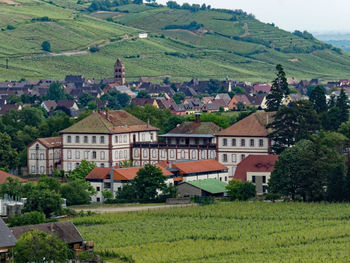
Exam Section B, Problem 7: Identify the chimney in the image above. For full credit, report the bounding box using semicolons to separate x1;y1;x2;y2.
195;113;201;123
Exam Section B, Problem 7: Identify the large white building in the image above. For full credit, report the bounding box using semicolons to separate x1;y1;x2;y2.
216;112;274;179
27;110;158;174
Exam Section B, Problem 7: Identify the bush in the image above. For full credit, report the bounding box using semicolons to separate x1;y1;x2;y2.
41;41;51;52
226;180;256;201
89;45;99;53
6;25;15;30
61;180;90;206
8;211;46;227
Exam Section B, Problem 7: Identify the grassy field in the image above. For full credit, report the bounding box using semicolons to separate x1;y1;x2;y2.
72;202;350;262
1;1;350;81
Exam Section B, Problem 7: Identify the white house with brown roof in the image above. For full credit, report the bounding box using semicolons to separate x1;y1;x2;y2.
27;137;62;175
216;112;274;179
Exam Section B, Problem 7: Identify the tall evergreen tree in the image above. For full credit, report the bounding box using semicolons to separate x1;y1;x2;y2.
309;85;327;113
336;88;349;123
266;64;289;112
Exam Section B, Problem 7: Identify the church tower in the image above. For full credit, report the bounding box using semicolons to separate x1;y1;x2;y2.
114;58;125;85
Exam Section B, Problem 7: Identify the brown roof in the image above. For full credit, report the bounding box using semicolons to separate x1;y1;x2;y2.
11;221;84;244
37;137;62;148
234;154;278;181
57;100;76;109
42;100;57;111
114;166;173;181
216;112;275;137
172;160;228;175
85;168;110;180
0;170;26;184
61;110;158;134
167;120;221;135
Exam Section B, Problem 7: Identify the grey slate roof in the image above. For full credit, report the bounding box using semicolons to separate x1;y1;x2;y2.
0;217;17;248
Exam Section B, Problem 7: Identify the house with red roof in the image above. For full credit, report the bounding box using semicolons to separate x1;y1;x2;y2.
216;112;275;179
0;170;26;184
234;154;278;195
86;159;228;202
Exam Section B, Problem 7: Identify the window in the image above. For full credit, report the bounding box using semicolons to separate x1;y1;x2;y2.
263;186;267;193
67;150;72;159
67;163;72;171
100;136;105;144
225;176;227;182
232;154;237;163
67;136;71;143
201;151;206;159
92;151;96;159
96;187;100;192
232;139;236;146
75;151;80;159
97;197;100;202
252;176;256;183
92;136;96;144
123;135;127;143
31;153;35;159
100;163;105;168
262;176;266;184
75;163;79;168
115;136;118;143
223;138;227;146
40;166;44;174
134;149;139;157
210;151;215;159
259;139;264;147
100;151;105;160
143;149;148;158
241;154;246;161
241;139;245;147
141;134;145;141
84;151;89;159
170;150;175;158
223;154;228;162
31;166;35;173
150;133;154;141
192;150;196;159
250;139;255;147
84;136;88;143
181;150;185;159
161;150;166;158
40;153;44;160
124;150;127;159
119;151;124;159
75;136;80;143
152;150;156;158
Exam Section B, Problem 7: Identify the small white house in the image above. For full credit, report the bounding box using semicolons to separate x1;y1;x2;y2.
138;33;148;39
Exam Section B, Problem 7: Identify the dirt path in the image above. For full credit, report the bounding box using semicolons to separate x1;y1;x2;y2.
240;23;250;38
76;204;196;213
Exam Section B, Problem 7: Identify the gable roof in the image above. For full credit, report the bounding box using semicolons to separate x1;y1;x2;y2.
164;120;221;136
0;218;17;249
216;112;275;137
114;166;173;181
11;221;84;244
85;167;111;180
60;110;158;134
41;100;57;111
234;154;278;181
37;137;62;148
0;170;26;184
172;160;228;175
57;100;76;109
186;179;227;194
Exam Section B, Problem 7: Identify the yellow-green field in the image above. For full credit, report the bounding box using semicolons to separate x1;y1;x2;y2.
72;202;350;262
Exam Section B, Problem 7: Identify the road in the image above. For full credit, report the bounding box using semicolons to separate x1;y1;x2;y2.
75;204;195;213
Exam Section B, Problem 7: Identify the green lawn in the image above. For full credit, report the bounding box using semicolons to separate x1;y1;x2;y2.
72;201;350;262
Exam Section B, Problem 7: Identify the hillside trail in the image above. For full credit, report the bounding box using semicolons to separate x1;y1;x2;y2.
75;204;196;213
21;34;132;59
240;23;250;38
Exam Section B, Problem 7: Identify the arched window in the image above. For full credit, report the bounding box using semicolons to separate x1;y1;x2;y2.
75;136;80;143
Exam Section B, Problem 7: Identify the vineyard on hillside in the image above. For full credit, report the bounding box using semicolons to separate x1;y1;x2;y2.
73;202;350;262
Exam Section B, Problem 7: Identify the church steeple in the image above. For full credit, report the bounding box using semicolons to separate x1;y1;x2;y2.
114;58;125;85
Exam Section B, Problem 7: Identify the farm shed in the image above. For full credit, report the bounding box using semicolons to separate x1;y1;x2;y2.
177;178;227;197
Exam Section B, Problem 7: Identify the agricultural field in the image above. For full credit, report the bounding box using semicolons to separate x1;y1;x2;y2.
1;1;350;81
72;202;350;262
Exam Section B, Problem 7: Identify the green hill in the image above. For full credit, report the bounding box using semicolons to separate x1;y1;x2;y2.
1;0;350;82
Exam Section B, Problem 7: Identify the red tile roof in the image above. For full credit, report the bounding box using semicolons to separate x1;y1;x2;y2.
234;155;278;181
114;166;173;181
172;160;228;175
85;168;110;180
216;112;275;137
0;170;26;184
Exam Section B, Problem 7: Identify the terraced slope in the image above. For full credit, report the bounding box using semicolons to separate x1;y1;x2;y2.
1;1;350;82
